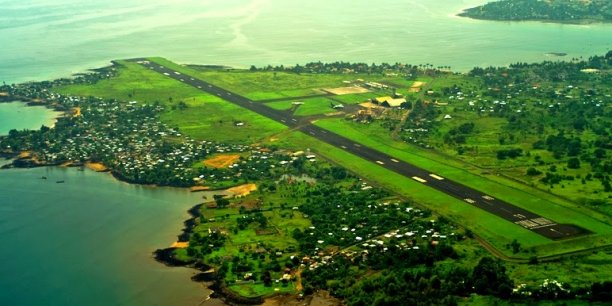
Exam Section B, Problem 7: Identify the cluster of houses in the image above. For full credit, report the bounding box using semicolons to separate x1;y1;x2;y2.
294;200;457;271
1;82;315;187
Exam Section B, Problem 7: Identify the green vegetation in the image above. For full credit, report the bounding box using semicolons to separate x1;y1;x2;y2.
312;118;612;254
55;60;287;144
55;60;203;104
160;95;285;143
4;55;611;304
459;0;612;24
150;57;374;101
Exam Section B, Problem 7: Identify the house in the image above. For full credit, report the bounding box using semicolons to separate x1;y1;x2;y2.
381;98;406;108
373;96;393;104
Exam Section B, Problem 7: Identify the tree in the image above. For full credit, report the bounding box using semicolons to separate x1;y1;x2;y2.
510;239;521;254
567;157;580;169
471;257;513;298
526;167;542;176
214;195;230;208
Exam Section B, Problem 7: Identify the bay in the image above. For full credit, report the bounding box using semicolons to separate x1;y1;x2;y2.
0;101;62;135
0;167;215;306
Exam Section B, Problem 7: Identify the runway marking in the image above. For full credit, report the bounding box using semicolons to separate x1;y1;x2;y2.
412;176;427;183
515;218;555;229
180;79;185;82
429;174;444;180
482;195;495;200
353;143;361;147
340;145;347;149
390;158;399;163
281;119;286;123
464;198;475;204
309;132;316;136
197;86;202;88
174;72;181;75
376;161;384;165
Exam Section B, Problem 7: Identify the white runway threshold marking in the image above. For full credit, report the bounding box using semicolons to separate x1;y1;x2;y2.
429;174;444;180
412;176;427;183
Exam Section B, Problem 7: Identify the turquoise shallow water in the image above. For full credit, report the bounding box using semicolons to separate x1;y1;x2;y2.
0;101;61;135
0;0;609;84
0;1;610;305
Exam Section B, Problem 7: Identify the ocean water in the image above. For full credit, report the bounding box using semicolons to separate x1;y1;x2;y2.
0;0;609;84
0;101;61;135
0;167;213;306
0;1;611;305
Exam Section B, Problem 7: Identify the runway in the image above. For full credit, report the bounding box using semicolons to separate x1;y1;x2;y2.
130;58;588;240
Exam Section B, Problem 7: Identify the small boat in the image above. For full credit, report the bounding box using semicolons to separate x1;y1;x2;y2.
41;176;47;180
56;180;65;184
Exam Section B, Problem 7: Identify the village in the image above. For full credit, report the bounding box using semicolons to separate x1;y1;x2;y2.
0;54;610;304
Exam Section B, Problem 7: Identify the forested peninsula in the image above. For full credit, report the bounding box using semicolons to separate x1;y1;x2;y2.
459;0;612;24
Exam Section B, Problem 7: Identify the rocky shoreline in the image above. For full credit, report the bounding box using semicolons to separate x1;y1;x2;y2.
152;203;268;306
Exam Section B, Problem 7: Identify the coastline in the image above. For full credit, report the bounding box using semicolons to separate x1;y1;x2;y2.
456;14;610;25
153;203;268;306
0;99;65;133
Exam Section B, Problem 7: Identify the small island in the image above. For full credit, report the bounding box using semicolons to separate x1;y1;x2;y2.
459;0;612;24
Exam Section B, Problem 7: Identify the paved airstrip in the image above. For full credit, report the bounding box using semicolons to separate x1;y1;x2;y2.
130;58;589;240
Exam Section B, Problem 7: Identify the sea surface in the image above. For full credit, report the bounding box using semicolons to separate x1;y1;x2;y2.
0;0;610;84
0;167;215;306
0;0;610;305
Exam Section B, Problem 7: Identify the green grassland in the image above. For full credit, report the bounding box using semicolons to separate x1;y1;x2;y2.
161;95;286;143
328;92;381;104
265;96;345;117
264;92;381;117
55;60;204;104
148;57;402;102
149;57;376;101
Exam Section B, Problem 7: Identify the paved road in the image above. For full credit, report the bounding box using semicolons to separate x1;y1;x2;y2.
130;58;588;240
